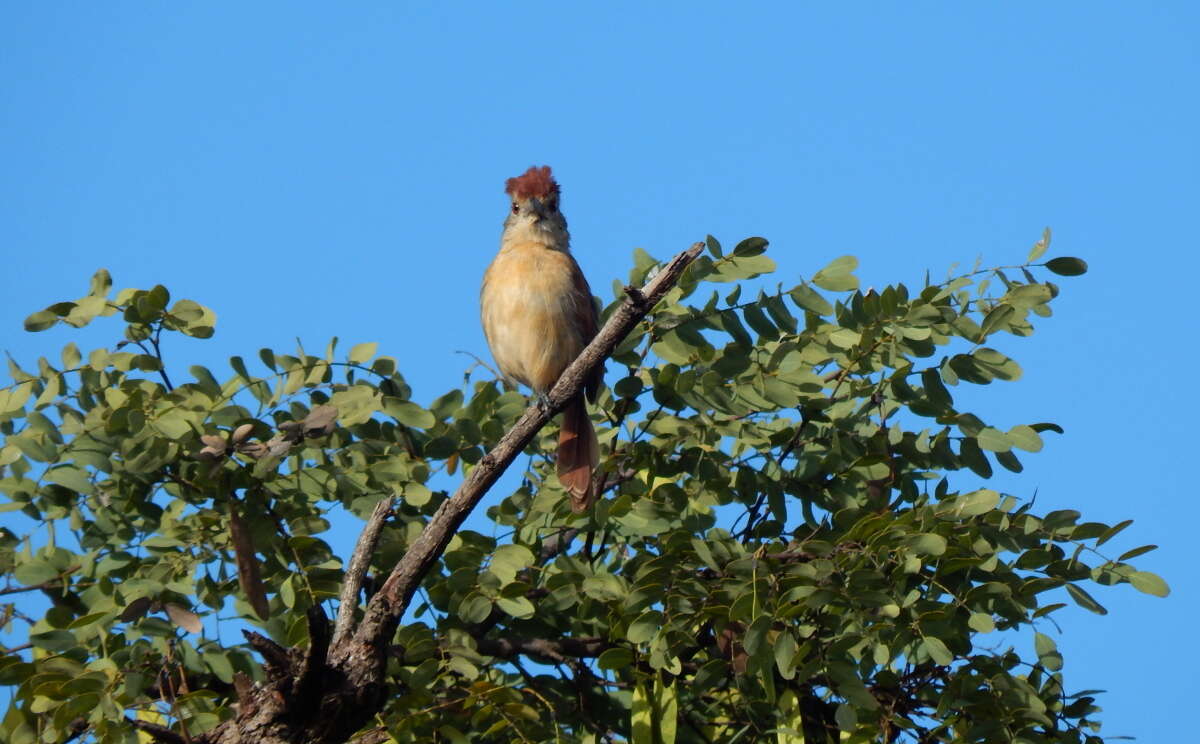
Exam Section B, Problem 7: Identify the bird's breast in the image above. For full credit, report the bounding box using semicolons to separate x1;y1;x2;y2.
481;242;589;393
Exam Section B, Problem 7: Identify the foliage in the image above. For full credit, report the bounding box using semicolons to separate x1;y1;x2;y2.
0;231;1166;744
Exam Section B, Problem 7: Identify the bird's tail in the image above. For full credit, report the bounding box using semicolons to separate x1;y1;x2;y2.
558;395;599;513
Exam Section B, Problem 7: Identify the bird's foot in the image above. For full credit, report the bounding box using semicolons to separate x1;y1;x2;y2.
535;392;552;411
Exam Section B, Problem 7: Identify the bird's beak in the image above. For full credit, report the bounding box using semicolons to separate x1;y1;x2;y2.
528;197;547;222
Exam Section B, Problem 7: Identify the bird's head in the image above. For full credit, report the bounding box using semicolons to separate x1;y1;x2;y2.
502;165;569;247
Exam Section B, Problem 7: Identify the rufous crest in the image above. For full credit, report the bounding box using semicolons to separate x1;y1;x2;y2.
505;165;559;200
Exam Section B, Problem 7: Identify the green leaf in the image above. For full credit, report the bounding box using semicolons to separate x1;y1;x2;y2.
1027;228;1051;263
153;411;195;440
580;576;628;604
743;615;772;657
835;703;857;733
939;489;999;518
654;677;678;744
968;612;995;633
59;342;80;370
1117;544;1157;561
45;465;94;495
827;663;879;709
632;682;652;744
1065;583;1108;615
828;328;861;349
30;630;77;653
972;348;1022;381
13;559;62;586
628;611;663;644
1096;519;1133;547
1128;570;1169;597
348;342;378;364
88;268;113;297
0;382;34;414
63;296;108;328
385;399;435;429
495;596;535;619
789;284;833;315
1007;425;1043;453
920;368;952;409
24;310;58;332
733;236;768;256
1034;631;1063;671
921;636;953;665
975;427;1011;452
614;376;644;398
489;544;533;584
959;437;993;478
1044;256;1088;276
204;649;236;683
458;593;493;624
980;303;1015;337
812;255;859;292
742;304;779;341
1006;284;1052;312
906;533;947;557
764;294;797;333
403;483;433;507
654;328;699;365
774;631;799;679
597;647;633;671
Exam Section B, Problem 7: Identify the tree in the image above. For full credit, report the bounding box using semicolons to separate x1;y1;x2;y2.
0;233;1166;744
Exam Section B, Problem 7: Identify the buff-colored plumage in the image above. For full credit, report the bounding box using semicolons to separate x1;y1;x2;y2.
481;166;600;512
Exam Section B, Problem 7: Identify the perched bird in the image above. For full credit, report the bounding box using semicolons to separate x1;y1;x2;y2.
480;166;601;513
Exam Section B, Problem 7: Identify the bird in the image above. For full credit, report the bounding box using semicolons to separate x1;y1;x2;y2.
480;165;601;513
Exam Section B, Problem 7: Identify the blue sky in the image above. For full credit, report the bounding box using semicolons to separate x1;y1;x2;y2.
2;2;1196;739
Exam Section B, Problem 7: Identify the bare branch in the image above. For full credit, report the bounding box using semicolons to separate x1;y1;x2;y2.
475;636;609;663
242;630;292;682
0;566;80;596
538;527;579;564
337;242;705;667
332;497;394;646
294;606;331;709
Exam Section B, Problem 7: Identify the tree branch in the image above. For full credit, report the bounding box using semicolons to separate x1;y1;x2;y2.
336;242;704;667
475;636;609;663
538;527;579;564
0;567;80;596
242;630;292;683
332;497;394;647
294;605;332;711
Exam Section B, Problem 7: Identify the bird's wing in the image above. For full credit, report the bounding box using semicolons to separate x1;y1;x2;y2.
569;258;603;403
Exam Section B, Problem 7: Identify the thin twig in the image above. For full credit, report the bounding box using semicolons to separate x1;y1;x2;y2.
332;497;395;646
475;636;609;662
537;527;579;564
0;566;80;596
455;349;502;380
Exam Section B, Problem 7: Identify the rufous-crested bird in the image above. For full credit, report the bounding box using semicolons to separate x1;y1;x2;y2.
480;165;601;513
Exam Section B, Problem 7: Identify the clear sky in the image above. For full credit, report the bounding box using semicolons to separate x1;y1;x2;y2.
2;3;1196;740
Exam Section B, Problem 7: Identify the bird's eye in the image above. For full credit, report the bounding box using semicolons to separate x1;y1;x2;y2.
511;203;519;214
